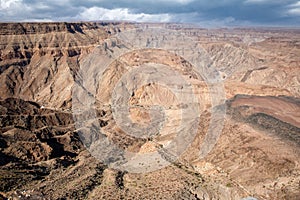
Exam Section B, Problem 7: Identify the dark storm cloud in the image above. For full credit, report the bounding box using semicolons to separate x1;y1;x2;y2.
0;0;299;26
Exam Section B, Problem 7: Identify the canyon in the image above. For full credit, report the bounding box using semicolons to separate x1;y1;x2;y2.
0;22;299;199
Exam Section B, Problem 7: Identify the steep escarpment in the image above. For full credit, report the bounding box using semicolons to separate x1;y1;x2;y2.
0;22;126;63
0;22;131;108
0;22;120;35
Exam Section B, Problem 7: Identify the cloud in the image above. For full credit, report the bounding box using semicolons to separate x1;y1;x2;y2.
0;0;33;19
288;8;300;15
244;0;273;4
77;7;171;22
0;0;19;9
159;0;196;4
287;1;300;15
0;0;24;10
0;0;299;26
290;1;300;6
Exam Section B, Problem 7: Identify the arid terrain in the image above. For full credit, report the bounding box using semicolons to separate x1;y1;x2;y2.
0;22;299;199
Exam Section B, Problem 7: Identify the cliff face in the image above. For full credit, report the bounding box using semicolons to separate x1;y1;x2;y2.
0;23;300;200
0;22;119;35
0;22;130;108
0;22;124;61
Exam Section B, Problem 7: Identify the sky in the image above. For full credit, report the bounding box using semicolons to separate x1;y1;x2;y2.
0;0;300;27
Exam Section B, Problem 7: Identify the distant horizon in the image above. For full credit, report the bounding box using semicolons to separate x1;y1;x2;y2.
1;20;300;30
